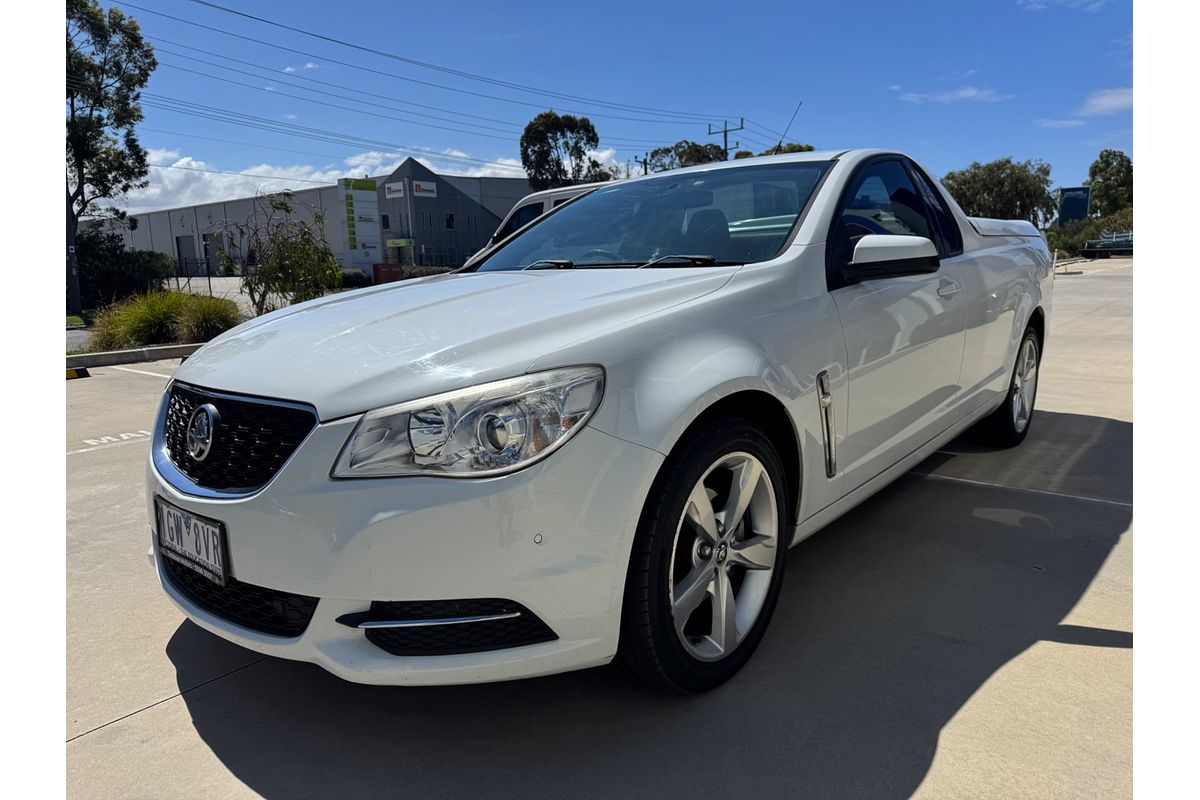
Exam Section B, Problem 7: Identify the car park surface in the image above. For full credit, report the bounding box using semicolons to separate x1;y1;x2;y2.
66;258;1131;798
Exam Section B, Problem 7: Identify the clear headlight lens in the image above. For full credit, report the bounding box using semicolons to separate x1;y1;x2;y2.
332;366;605;478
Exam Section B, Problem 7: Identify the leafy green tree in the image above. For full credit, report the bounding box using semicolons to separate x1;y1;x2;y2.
646;140;727;172
74;226;174;307
214;192;342;316
519;111;616;191
1084;149;1133;217
941;157;1056;225
67;0;157;310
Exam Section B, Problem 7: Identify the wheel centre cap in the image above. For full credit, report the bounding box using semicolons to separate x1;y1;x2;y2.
716;542;728;566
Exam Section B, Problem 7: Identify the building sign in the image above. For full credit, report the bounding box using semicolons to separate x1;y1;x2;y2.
340;178;380;269
1058;186;1091;228
386;238;415;248
383;180;438;199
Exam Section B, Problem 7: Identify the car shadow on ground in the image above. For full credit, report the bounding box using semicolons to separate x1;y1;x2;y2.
167;410;1131;799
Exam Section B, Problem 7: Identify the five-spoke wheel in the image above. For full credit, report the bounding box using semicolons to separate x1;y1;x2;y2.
670;453;778;662
618;419;789;693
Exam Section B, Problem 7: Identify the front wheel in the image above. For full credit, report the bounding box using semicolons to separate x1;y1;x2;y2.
976;326;1041;447
616;419;790;693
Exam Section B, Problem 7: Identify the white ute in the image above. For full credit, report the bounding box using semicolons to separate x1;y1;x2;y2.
147;149;1052;693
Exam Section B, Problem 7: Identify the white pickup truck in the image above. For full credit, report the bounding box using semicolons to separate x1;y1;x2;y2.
147;149;1052;693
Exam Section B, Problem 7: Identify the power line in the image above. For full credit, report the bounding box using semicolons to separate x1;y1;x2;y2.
185;0;727;121
69;74;532;171
148;162;333;184
113;1;724;127
146;35;524;130
147;40;677;148
154;60;519;142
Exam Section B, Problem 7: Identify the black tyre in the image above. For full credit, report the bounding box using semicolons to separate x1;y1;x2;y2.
976;326;1041;447
617;418;790;693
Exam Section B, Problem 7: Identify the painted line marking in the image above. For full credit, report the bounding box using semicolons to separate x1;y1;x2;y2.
68;430;154;456
912;471;1131;508
110;365;173;379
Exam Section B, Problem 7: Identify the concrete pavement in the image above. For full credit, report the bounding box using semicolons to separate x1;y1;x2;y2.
65;261;1132;799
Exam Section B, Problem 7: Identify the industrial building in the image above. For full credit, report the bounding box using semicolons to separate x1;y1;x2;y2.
100;158;531;275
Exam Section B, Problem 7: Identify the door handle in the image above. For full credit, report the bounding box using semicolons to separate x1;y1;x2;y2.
937;279;961;298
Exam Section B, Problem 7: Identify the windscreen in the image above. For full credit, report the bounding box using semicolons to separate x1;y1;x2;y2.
474;161;830;271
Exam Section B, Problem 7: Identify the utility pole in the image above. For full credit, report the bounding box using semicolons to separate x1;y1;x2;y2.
635;152;651;175
707;118;745;160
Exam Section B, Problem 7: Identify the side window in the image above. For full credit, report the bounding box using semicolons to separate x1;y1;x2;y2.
514;202;544;228
496;202;543;239
553;197;571;208
831;160;932;267
908;165;963;257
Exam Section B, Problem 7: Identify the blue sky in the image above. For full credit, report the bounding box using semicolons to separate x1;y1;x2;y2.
111;0;1133;212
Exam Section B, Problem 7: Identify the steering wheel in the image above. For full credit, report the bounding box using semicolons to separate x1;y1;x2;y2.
579;249;623;264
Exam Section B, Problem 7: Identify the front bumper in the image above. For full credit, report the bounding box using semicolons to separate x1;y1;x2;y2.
146;416;663;685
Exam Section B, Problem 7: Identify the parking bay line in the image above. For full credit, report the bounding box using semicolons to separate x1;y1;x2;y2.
109;365;173;379
912;471;1131;508
67;437;152;457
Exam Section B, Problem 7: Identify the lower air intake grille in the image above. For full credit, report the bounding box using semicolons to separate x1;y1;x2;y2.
162;556;318;637
361;598;557;656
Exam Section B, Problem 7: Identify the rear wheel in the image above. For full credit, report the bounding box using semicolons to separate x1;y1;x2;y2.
976;326;1040;447
617;419;790;693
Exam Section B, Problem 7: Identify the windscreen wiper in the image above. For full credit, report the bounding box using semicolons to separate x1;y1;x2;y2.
521;259;576;270
636;254;744;268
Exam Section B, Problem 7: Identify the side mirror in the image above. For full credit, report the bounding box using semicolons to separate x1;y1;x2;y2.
841;234;939;283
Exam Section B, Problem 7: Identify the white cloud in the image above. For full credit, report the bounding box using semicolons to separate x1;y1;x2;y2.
1035;117;1085;129
1017;0;1108;11
126;148;525;212
887;84;902;92
900;86;1010;104
282;113;298;121
283;66;297;73
1078;87;1133;116
303;62;319;70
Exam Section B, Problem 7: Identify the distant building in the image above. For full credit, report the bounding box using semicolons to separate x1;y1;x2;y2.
90;158;530;274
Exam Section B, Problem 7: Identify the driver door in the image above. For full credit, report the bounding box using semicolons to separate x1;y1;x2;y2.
828;157;966;493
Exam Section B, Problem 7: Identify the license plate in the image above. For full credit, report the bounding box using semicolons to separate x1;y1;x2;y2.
156;499;229;586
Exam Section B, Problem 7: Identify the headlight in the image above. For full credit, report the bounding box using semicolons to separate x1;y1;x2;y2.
332;366;605;478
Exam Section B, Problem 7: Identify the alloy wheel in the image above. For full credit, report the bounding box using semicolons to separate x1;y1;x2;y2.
1011;336;1039;434
668;452;779;662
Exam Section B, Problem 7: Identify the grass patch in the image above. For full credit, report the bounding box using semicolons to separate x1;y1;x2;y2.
89;292;242;351
66;309;97;329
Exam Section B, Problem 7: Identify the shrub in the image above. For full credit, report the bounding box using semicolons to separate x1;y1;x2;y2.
1045;206;1134;257
174;295;243;343
215;192;343;315
90;292;240;350
340;268;373;289
76;228;175;306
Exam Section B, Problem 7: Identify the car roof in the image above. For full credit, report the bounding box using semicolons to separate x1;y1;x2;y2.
516;181;616;202
611;148;894;186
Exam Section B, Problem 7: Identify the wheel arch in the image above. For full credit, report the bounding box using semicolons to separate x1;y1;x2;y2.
1028;305;1046;350
658;388;804;527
